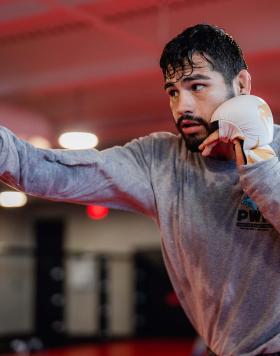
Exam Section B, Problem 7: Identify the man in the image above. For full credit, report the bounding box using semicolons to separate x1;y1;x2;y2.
1;24;280;355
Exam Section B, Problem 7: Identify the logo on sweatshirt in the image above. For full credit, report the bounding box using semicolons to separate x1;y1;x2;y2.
236;195;273;230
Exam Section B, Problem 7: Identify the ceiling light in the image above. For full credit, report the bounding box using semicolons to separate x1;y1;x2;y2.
58;132;99;149
0;191;27;208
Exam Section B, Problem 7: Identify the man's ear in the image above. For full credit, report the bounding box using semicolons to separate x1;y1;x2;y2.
233;70;251;95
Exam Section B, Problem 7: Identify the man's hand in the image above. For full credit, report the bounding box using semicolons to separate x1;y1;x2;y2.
198;130;246;166
199;95;276;165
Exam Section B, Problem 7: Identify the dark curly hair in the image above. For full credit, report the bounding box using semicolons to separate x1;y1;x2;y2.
160;23;248;85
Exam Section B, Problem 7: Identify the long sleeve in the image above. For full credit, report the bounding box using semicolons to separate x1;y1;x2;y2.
238;157;280;232
237;125;280;232
0;127;157;218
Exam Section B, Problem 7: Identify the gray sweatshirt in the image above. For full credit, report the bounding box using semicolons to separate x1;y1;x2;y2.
1;125;280;355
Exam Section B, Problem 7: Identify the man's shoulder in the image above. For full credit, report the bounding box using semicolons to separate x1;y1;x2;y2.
133;131;181;148
124;131;184;161
144;131;179;141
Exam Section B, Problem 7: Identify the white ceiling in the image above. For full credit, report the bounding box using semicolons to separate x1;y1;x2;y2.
0;0;279;149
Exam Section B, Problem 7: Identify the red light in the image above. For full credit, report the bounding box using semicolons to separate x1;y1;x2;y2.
165;291;180;307
86;205;109;220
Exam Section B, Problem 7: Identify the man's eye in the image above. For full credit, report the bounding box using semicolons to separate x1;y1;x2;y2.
168;90;178;97
192;84;205;91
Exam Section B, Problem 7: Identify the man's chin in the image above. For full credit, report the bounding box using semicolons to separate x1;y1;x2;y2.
181;134;206;152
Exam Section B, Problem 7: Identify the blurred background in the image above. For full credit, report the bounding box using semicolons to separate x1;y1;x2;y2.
0;0;279;355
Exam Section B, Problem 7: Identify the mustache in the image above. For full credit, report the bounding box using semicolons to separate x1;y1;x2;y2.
175;114;218;134
175;114;208;131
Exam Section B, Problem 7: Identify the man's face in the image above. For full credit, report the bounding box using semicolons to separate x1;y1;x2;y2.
164;54;235;151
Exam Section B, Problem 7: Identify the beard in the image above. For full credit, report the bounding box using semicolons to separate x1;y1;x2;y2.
176;115;213;152
176;86;236;152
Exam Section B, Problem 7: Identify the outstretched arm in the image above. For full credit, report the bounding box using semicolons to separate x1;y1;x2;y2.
0;127;157;218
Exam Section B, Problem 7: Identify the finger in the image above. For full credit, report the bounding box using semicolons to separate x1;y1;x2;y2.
199;130;219;150
233;139;246;166
201;140;219;156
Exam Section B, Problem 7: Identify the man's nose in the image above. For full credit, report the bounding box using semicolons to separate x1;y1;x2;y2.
176;92;195;117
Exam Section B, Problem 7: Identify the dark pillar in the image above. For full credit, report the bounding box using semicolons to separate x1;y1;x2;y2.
34;219;65;348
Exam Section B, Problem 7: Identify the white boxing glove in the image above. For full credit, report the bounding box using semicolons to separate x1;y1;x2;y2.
210;95;276;164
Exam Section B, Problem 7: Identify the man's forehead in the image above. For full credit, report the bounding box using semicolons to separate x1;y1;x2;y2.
165;64;212;85
165;54;212;82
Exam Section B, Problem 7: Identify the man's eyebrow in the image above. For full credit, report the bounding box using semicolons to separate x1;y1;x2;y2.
164;74;211;90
